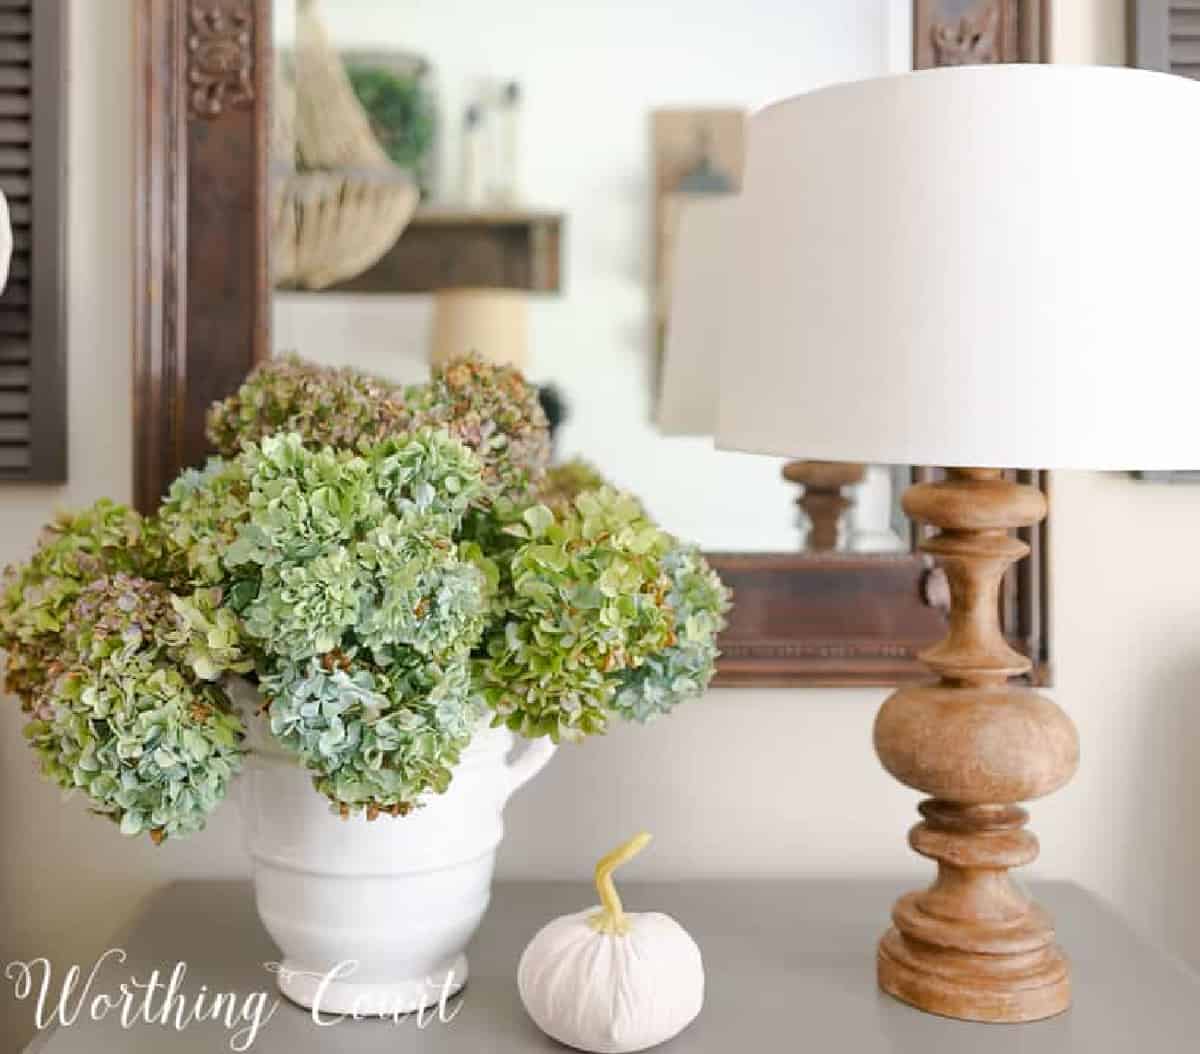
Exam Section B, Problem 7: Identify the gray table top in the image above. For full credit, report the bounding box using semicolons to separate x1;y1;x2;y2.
17;878;1200;1052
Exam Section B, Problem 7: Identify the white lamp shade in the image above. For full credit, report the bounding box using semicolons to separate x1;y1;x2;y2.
658;196;740;434
715;65;1200;470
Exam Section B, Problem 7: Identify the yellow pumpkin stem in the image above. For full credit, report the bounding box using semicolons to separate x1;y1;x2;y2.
589;832;652;935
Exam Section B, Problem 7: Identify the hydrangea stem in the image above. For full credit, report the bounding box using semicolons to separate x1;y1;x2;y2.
589;832;652;935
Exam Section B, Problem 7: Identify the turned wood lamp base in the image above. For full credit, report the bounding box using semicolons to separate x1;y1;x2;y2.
874;468;1078;1023
781;460;866;551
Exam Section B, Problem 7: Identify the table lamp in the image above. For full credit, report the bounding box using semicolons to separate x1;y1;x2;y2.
709;65;1200;1022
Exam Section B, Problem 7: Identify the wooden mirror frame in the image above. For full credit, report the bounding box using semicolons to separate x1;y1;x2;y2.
707;468;1050;687
132;0;1052;689
133;0;271;514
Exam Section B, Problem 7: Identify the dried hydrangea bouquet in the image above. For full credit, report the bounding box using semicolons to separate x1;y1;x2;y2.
0;354;730;1012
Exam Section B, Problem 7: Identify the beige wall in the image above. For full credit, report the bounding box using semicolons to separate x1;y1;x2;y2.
7;0;1198;1049
0;0;139;1047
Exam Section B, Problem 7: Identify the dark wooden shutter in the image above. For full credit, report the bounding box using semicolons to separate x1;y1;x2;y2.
1131;0;1200;77
0;0;65;481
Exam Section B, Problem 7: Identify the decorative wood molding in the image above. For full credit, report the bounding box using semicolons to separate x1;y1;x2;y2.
187;3;255;117
932;1;1002;63
914;0;1052;69
134;0;270;513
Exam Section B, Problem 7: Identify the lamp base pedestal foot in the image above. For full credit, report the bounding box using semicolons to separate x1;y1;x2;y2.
877;916;1070;1023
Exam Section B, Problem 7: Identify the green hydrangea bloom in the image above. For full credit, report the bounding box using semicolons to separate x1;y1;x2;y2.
611;542;731;722
355;518;488;664
262;654;478;815
475;489;677;742
243;548;361;661
2;347;732;833
227;434;384;565
26;659;244;842
203;353;549;509
158;456;252;588
205;354;415;457
166;587;254;682
416;356;551;503
0;501;163;707
535;459;618;514
367;429;484;531
168;430;494;814
216;432;489;667
24;575;245;843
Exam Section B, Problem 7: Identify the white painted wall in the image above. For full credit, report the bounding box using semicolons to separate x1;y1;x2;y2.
8;0;1199;1050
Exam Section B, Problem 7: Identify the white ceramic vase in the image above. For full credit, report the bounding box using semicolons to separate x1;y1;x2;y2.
230;680;556;1015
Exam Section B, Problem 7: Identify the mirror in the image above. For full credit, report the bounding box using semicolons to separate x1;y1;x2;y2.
132;0;1050;686
267;0;916;558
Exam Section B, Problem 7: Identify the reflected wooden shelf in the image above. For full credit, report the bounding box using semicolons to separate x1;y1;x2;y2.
323;206;564;294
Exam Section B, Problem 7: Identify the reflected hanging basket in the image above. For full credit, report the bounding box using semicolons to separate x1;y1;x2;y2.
272;0;418;290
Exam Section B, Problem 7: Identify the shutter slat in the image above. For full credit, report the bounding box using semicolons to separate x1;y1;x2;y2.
0;144;29;168
0;0;65;481
0;118;29;143
0;447;31;471
0;179;28;201
0;14;31;35
0;312;29;335
0;337;27;361
0;94;28;117
1171;8;1200;40
0;389;29;414
0;362;28;387
0;67;28;91
0;417;29;442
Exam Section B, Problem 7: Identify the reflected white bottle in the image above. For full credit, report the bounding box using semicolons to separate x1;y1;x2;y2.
460;103;486;207
492;81;521;205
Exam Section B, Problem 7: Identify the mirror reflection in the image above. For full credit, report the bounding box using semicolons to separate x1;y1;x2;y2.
269;0;909;554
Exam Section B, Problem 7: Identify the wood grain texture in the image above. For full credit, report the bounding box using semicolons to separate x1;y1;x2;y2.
781;460;866;552
323;209;563;294
134;0;270;513
874;468;1078;1022
913;0;1051;68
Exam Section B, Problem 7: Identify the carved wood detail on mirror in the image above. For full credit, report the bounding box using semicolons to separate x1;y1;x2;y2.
913;0;1051;68
134;0;271;515
132;0;1052;688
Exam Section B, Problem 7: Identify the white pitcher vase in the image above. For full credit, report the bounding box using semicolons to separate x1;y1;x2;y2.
230;679;556;1014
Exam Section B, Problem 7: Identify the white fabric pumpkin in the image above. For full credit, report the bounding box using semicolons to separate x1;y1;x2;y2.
518;834;704;1053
